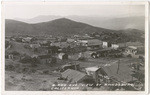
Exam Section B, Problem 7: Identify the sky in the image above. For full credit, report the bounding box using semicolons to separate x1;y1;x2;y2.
3;2;145;19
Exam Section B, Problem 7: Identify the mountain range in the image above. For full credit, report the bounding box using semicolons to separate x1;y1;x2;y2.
14;15;145;31
5;18;144;43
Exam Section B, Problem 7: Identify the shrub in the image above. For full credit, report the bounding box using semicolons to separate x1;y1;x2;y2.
5;64;15;71
11;51;20;55
20;56;32;63
22;68;30;74
29;69;36;73
15;68;22;73
43;70;49;74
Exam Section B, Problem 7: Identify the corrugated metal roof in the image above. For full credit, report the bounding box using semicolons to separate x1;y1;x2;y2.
61;69;86;83
102;62;133;82
85;67;100;72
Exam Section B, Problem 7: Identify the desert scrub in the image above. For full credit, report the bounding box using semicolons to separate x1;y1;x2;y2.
43;70;49;74
28;69;36;74
5;64;15;71
22;67;30;74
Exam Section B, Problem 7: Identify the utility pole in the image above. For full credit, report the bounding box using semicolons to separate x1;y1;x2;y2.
75;62;77;70
117;60;120;74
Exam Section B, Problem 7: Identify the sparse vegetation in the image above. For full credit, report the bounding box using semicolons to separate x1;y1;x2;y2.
5;64;15;71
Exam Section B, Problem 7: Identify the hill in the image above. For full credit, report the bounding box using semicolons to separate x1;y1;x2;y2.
5;18;144;43
5;18;116;36
68;16;144;31
14;15;145;31
5;19;35;36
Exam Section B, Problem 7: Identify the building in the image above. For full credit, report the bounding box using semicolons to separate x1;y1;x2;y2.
60;63;80;72
78;39;102;46
30;43;40;48
6;53;14;59
100;62;133;84
57;37;67;42
39;41;51;47
85;60;137;86
58;53;68;60
5;51;20;60
123;42;144;58
52;42;69;48
77;39;102;50
85;66;101;83
111;43;126;49
61;69;88;83
22;37;33;43
102;41;111;48
15;37;23;42
111;44;119;49
125;46;138;55
46;46;60;54
124;46;144;58
37;55;53;64
67;38;75;43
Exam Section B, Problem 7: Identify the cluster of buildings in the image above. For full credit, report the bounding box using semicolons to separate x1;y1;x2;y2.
5;34;145;90
6;34;145;61
6;34;144;64
59;61;144;90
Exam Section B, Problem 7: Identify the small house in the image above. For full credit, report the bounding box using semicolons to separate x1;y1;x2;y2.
123;42;144;58
85;66;101;83
67;38;75;43
15;37;23;42
60;63;80;72
111;43;126;49
45;37;57;42
5;51;20;60
47;46;60;54
124;46;144;58
111;44;119;49
102;41;111;48
58;53;68;60
22;37;33;43
87;39;103;50
30;43;40;48
77;39;102;50
10;37;16;41
8;54;14;59
125;46;138;55
20;55;33;63
52;42;69;49
61;69;88;83
98;62;133;84
5;53;14;59
58;37;67;42
40;41;51;47
37;55;52;64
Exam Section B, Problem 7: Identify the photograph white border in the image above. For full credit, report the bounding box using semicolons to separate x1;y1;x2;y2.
1;1;149;95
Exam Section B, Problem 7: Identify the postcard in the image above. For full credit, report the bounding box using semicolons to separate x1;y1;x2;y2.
1;1;149;95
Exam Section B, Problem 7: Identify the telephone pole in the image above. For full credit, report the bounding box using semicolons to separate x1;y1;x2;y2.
117;60;120;74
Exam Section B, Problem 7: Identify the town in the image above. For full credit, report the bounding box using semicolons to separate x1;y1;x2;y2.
5;33;145;91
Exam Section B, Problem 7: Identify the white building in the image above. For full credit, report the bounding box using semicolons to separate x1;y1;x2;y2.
102;41;111;48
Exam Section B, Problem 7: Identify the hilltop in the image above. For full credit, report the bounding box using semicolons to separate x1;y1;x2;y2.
5;18;144;43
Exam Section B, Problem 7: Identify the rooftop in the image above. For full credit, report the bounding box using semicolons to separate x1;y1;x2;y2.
102;62;133;82
61;69;86;83
85;66;100;72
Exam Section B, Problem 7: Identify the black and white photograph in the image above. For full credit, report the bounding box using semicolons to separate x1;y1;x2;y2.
2;1;148;92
